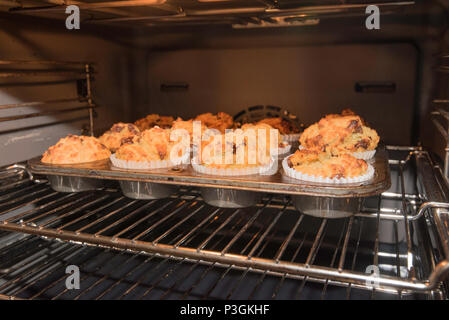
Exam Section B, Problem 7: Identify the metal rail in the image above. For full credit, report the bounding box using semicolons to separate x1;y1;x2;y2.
0;60;96;136
0;147;447;296
6;0;415;28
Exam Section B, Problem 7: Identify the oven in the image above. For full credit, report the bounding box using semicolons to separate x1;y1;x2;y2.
1;0;449;301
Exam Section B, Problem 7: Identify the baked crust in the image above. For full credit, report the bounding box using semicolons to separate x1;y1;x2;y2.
98;122;140;152
240;123;282;153
287;149;368;179
257;117;301;135
195;112;233;133
199;129;272;169
300;114;379;155
134;114;174;131
171;117;208;141
115;127;184;162
41;135;111;164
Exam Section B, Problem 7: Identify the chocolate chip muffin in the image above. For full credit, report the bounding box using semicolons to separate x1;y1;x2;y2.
134;114;174;131
98;122;140;152
299;113;379;156
42;135;111;164
287;149;368;179
195;112;234;133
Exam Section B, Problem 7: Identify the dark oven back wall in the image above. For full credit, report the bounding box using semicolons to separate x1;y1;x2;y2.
146;43;417;146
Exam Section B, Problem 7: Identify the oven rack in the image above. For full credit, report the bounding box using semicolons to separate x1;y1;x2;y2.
0;233;437;300
0;146;448;296
0;60;95;136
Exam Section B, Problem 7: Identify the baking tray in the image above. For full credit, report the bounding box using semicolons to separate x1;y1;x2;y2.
27;145;391;198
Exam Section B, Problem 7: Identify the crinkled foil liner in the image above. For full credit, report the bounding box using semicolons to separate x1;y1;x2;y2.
192;158;277;176
282;133;301;143
110;152;189;170
352;149;376;160
282;155;374;184
298;145;376;160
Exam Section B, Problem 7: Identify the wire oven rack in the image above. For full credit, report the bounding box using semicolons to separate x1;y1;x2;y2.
0;60;95;136
0;146;448;299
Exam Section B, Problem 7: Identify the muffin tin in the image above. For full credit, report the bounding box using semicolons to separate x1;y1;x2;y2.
27;145;390;215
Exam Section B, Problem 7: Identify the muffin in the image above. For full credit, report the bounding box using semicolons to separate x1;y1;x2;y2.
42;135;111;164
134;114;174;131
171;117;208;143
300;113;379;156
286;149;369;179
115;127;184;162
198;131;272;169
98;122;140;152
195;112;233;133
256;117;301;135
240;122;287;155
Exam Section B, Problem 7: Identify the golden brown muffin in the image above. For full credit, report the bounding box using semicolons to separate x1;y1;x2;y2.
199;132;271;169
256;117;301;135
240;123;282;154
171;117;208;142
195;112;233;133
287;149;368;179
326;109;367;125
115;127;184;162
134;114;174;131
300;114;379;155
42;135;111;164
98;122;140;152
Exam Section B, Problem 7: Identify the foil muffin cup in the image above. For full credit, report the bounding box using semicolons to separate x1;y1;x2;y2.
119;180;176;200
201;187;262;208
47;175;103;193
292;195;362;219
110;152;189;170
282;156;374;184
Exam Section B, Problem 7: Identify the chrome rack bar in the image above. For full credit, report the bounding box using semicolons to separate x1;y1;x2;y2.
0;60;96;137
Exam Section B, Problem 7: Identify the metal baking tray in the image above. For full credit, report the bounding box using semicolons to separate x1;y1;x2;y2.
27;145;391;198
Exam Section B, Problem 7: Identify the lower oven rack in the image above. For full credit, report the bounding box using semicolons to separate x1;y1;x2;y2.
0;146;448;299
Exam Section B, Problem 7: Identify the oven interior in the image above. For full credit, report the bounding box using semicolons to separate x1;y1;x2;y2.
1;0;449;300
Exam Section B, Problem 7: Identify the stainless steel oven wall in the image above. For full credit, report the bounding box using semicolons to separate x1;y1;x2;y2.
0;18;146;166
145;44;417;146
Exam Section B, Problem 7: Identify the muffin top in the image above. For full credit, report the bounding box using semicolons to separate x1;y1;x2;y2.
287;149;368;179
195;112;233;133
171;117;208;141
42;135;111;164
115;127;185;162
256;117;301;135
299;114;379;155
98;122;140;152
134;114;174;131
198;131;271;169
240;123;282;153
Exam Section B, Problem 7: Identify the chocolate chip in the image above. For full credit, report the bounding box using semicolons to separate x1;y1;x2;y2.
112;125;124;133
287;158;293;168
127;124;138;134
348;119;362;132
120;137;134;145
355;139;369;149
